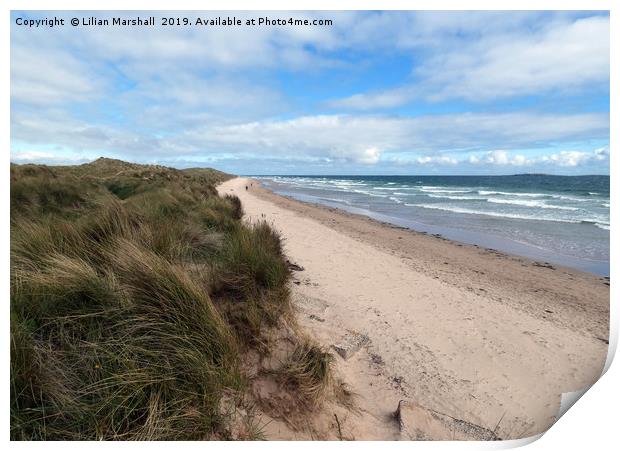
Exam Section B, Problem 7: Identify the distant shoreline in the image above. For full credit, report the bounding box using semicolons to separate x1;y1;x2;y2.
255;175;609;276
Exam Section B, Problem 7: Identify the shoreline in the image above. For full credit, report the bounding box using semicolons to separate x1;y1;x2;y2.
219;177;609;440
260;181;609;277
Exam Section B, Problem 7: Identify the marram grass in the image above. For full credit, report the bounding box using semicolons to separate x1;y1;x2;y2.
9;158;299;440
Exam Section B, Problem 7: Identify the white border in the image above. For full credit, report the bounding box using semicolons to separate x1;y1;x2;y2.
2;1;616;449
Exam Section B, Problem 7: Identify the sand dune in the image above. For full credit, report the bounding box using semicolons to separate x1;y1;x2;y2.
218;177;609;440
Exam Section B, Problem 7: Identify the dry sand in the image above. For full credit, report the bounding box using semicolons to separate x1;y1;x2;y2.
218;177;609;440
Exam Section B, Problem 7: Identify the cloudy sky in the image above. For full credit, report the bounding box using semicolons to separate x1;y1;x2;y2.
10;11;609;175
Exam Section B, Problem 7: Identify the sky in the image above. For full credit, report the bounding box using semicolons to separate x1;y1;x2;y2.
10;11;610;175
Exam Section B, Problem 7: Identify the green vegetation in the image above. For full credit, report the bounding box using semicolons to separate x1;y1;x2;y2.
10;158;325;440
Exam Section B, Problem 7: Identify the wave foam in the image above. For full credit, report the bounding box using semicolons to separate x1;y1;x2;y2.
486;198;579;211
352;189;388;198
420;187;473;194
426;194;482;201
478;190;545;197
406;203;606;226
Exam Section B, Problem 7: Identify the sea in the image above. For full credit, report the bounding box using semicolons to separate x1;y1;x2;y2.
256;175;610;276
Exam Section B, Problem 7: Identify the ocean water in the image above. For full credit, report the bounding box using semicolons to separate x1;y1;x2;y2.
256;175;610;276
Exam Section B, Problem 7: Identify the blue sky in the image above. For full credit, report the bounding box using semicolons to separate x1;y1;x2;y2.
10;11;609;175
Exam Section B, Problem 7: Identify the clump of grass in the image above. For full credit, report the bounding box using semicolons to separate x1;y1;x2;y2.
10;159;302;440
224;194;244;220
210;221;291;345
276;341;334;407
10;164;100;218
213;221;289;296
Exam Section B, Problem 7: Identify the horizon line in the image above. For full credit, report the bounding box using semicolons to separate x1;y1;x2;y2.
240;173;611;177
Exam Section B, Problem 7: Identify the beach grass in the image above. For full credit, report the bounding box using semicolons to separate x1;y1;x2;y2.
9;158;324;440
275;341;334;407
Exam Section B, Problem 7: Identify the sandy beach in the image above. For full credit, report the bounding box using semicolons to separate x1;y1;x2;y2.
218;177;609;440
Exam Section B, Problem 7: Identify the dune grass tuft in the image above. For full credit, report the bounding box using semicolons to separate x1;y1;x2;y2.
276;341;335;407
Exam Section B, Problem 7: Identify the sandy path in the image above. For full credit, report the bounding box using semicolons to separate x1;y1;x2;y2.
218;177;609;440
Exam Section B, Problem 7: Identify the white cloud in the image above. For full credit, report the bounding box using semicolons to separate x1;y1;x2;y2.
327;87;415;110
511;155;527;166
11;11;338;117
416;155;457;165
330;15;609;110
541;151;593;167
377;146;609;171
465;148;609;169
15;12;607;114
11;44;105;105
481;150;533;166
11;110;609;166
485;150;511;165
359;147;381;164
10;150;55;161
188;113;608;161
427;16;609;101
594;146;610;160
10;150;91;165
